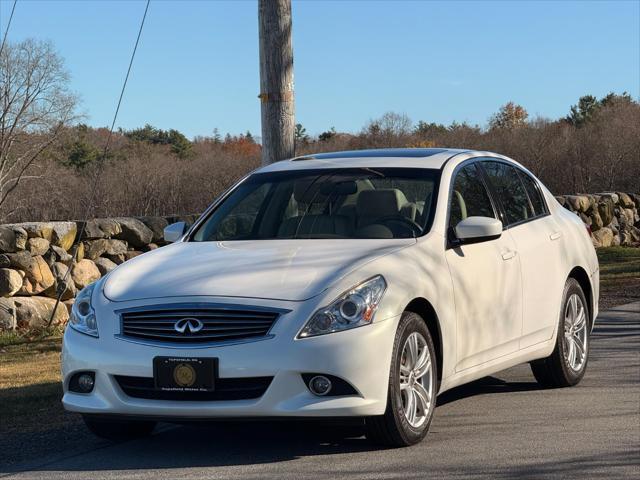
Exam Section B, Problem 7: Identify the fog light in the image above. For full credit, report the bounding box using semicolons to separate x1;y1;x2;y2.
308;375;332;396
78;374;94;392
69;371;95;393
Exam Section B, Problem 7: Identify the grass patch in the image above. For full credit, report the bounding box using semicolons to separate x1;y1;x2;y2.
0;336;67;435
597;247;640;286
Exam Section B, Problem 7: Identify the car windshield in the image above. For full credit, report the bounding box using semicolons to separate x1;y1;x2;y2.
190;167;441;241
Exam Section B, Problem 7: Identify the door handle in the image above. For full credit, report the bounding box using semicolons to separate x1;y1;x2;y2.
501;250;517;261
549;231;562;241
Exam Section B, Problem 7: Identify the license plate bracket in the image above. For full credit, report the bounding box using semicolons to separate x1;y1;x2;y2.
153;357;217;392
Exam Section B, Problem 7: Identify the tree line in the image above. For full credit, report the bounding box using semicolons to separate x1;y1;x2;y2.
1;38;638;223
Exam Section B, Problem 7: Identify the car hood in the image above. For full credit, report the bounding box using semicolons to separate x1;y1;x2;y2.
103;239;414;302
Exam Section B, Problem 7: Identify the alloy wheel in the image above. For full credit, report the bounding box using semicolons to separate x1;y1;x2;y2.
399;332;434;429
563;293;588;372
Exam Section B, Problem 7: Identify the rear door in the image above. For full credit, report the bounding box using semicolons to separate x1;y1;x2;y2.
444;162;523;371
479;160;564;349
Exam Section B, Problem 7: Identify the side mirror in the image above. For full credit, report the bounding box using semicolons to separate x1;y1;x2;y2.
453;216;502;245
164;222;186;243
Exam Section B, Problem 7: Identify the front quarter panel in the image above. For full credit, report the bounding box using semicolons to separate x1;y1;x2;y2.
331;232;456;387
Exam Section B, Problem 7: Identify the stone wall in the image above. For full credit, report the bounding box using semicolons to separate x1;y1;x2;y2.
0;214;198;331
555;192;640;247
0;192;638;332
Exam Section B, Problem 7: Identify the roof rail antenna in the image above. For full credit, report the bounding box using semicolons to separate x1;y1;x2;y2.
291;155;316;161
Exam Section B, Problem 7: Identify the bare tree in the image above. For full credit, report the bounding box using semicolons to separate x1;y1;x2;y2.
0;39;77;216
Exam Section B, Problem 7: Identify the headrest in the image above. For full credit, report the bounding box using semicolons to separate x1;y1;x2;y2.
356;189;407;217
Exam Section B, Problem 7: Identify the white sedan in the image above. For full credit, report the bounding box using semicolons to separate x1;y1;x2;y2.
61;148;599;446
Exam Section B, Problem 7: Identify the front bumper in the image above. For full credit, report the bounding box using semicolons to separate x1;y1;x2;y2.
62;295;399;419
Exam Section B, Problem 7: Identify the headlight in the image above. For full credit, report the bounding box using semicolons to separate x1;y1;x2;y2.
69;283;98;337
298;275;387;338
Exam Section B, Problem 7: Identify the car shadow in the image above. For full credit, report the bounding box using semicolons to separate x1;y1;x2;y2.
436;375;541;407
1;374;550;474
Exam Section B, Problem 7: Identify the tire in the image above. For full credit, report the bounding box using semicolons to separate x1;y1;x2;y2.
530;278;590;388
365;311;438;447
83;416;156;441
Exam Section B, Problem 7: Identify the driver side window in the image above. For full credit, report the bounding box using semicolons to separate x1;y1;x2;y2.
449;163;496;228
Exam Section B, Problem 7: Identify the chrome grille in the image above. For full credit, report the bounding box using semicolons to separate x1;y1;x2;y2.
120;306;280;344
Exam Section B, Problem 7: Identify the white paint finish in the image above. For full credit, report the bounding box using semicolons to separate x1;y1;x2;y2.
103;239;414;302
445;231;523;371
62;148;599;421
454;216;502;241
509;215;565;349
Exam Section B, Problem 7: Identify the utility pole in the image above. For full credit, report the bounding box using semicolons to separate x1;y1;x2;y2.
258;0;294;165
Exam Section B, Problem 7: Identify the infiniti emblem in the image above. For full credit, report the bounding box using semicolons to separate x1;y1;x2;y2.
174;317;204;334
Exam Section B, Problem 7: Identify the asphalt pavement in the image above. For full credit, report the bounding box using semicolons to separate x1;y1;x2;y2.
2;302;639;479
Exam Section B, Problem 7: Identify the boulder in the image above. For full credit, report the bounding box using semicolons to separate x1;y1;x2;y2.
589;210;603;232
618;192;635;208
144;243;159;252
77;220;103;239
94;257;117;276
51;222;77;251
8;252;55;295
27;237;50;256
84;239;128;260
612;233;621;247
566;195;590;213
597;199;615;226
50;245;73;264
138;217;169;243
0;298;17;330
592;227;614;248
0;227;17;253
78;218;122;240
619;208;635;226
71;259;101;289
13;227;27;250
105;253;125;265
45;262;76;300
0;254;10;268
598;192;619;204
579;212;591;226
11;296;69;329
75;242;85;262
13;222;54;241
114;218;153;248
0;268;23;297
619;225;640;247
123;251;143;261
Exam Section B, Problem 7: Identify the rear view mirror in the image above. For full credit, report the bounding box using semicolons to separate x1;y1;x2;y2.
164;222;186;243
453;216;502;245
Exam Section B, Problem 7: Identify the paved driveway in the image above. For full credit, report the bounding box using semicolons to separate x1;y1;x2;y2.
2;303;639;479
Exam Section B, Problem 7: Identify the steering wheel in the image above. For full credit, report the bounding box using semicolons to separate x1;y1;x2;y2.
374;215;423;236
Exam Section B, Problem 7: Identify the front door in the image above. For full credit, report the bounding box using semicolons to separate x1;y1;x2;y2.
444;162;523;371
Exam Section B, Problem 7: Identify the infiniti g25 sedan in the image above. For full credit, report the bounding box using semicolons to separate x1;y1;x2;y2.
62;148;599;446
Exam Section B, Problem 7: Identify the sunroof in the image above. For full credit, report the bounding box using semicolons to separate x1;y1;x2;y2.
304;148;449;160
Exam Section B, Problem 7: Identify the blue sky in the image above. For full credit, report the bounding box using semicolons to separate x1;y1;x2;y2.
2;0;639;139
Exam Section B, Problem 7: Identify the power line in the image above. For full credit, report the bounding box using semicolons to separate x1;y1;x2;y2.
47;0;151;328
0;0;18;57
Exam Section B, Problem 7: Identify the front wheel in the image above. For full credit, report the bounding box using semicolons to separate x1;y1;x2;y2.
365;311;437;447
530;278;590;388
83;416;156;441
